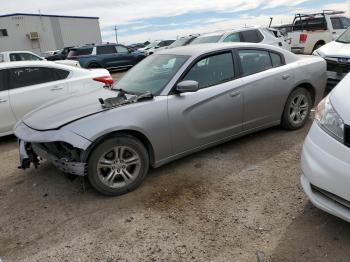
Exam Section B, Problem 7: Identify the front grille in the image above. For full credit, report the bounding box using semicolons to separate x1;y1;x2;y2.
345;125;350;148
311;184;350;210
326;59;350;74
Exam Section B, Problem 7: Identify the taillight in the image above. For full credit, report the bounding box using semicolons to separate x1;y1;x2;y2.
93;75;114;86
299;34;308;43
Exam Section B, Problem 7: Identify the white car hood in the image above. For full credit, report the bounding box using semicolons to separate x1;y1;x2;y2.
331;73;350;124
318;41;350;58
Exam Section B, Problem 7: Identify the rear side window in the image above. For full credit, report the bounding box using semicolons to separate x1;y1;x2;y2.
293;17;327;31
68;48;93;57
10;53;42;61
241;30;263;43
97;45;117;55
340;17;350;29
0;70;6;91
52;68;70;80
9;67;64;89
270;52;283;67
223;32;241;42
238;50;272;76
183;52;235;89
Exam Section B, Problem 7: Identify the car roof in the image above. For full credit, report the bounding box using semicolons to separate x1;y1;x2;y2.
197;26;266;38
156;42;286;57
0;51;37;54
0;60;75;70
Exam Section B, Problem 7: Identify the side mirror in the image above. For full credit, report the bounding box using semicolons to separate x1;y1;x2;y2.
176;80;199;93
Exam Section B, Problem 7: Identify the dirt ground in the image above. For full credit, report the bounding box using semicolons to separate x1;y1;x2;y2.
1;72;349;262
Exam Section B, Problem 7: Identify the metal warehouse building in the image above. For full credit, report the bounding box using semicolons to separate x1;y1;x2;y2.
0;13;102;55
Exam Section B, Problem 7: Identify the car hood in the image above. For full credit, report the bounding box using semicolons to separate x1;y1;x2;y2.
330;73;350;124
317;41;350;58
22;88;117;131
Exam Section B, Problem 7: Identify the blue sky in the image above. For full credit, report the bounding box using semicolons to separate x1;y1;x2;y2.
3;0;350;44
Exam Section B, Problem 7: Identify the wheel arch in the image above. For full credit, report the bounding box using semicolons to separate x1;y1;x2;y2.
82;129;155;166
290;82;316;105
313;40;326;51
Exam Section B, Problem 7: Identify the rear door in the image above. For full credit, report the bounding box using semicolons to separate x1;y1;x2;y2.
0;69;17;134
237;49;294;130
168;51;244;154
96;45;118;68
8;67;68;121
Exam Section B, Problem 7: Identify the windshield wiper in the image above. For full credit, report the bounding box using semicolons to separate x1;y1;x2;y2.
99;91;153;109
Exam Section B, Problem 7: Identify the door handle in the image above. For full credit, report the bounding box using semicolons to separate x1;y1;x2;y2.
282;74;290;80
0;98;7;103
50;86;63;91
229;92;240;98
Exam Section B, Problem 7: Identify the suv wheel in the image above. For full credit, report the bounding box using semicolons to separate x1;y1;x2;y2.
281;88;312;130
87;136;149;196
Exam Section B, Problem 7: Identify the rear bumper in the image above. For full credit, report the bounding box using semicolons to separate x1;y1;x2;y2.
291;47;305;54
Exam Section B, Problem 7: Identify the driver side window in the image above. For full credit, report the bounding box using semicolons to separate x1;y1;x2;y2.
183;52;235;89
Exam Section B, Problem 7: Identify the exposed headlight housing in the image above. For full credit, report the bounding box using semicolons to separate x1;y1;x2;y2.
315;95;344;143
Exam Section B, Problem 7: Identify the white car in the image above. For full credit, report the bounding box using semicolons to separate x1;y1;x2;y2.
189;27;291;50
289;10;350;54
0;61;113;136
301;73;350;223
139;40;175;55
0;51;44;62
313;26;350;85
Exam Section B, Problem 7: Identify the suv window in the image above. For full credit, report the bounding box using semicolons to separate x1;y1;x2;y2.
68;48;93;57
116;45;129;53
241;30;263;43
293;17;327;31
183;52;235;89
238;50;273;76
97;45;117;55
223;32;241;42
10;53;42;61
9;67;64;89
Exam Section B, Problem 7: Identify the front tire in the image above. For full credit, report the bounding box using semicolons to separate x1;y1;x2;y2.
281;88;312;130
87;136;149;196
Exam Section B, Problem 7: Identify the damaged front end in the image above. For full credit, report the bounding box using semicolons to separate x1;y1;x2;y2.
19;140;87;176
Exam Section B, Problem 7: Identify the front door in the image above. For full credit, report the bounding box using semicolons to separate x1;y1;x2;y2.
168;51;243;155
0;70;16;135
115;45;134;67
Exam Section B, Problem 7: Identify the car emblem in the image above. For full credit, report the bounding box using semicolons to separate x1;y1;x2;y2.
338;57;349;64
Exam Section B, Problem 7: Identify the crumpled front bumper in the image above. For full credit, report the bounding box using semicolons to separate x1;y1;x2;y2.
16;121;91;176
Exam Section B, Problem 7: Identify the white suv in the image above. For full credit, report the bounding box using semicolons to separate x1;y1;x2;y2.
289;11;350;54
313;26;350;85
189;27;291;50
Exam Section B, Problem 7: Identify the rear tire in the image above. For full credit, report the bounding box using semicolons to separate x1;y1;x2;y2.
87;136;149;196
281;88;312;130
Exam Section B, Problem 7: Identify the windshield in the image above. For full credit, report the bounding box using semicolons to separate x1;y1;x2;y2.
190;35;222;45
113;54;189;95
337;27;350;43
169;38;191;48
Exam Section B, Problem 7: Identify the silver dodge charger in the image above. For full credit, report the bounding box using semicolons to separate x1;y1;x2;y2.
15;43;327;196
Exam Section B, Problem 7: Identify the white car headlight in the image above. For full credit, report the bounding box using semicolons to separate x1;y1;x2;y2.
315;95;344;143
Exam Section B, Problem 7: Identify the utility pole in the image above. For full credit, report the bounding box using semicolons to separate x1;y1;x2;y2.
114;26;118;44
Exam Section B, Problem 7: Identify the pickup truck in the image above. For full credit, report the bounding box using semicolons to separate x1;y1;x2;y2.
67;44;146;69
289;10;350;54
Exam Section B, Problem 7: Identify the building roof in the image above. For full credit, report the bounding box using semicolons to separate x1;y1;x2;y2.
0;13;99;20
